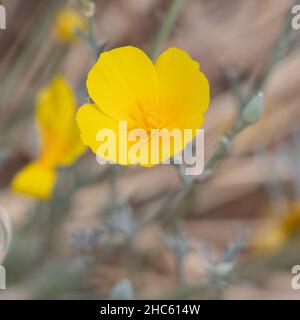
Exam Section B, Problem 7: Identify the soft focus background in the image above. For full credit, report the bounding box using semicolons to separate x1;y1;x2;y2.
1;0;300;299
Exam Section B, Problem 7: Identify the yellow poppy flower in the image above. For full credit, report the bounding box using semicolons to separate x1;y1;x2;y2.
250;202;300;253
76;46;210;166
11;76;86;199
53;7;87;43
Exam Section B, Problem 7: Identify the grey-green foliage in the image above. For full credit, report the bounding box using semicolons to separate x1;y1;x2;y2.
110;279;135;300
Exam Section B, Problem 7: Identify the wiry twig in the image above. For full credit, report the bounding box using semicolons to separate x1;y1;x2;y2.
222;0;299;111
149;0;184;59
77;0;106;58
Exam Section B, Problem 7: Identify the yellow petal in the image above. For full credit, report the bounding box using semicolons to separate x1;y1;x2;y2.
11;162;57;200
53;7;87;43
86;46;159;123
155;47;210;133
56;124;86;166
76;104;142;165
76;104;183;166
36;76;85;167
131;126;197;167
36;76;75;138
76;104;118;154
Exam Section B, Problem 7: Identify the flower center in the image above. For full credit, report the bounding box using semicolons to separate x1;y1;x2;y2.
143;110;162;132
128;102;164;135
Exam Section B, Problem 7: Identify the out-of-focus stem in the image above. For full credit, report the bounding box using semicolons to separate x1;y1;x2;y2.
204;121;246;171
253;0;299;93
175;254;185;288
0;207;12;265
87;16;100;58
149;0;184;59
0;1;62;113
77;0;103;59
224;0;300;110
205;91;264;171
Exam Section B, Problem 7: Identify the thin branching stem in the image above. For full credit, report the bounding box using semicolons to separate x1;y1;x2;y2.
149;0;184;59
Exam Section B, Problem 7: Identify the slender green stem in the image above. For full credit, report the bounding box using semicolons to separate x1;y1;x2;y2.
253;0;299;92
149;0;184;59
220;65;246;106
0;1;62;114
175;254;185;287
222;0;299;112
77;0;104;59
204;121;246;171
87;16;100;58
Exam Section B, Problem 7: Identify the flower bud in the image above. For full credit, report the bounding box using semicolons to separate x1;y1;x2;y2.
242;92;264;125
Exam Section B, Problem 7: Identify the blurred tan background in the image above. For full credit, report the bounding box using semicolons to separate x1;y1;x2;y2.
0;0;300;299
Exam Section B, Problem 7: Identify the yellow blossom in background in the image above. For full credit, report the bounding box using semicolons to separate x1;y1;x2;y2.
76;46;210;166
11;76;86;199
250;202;300;253
53;7;87;43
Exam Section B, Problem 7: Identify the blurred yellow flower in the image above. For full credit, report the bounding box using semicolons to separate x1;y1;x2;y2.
76;46;210;166
251;202;300;253
53;7;87;43
11;76;86;199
